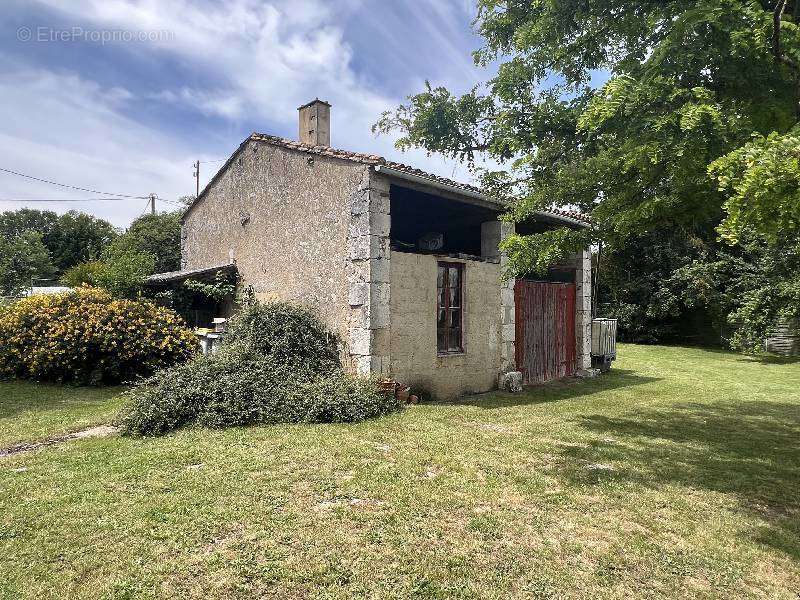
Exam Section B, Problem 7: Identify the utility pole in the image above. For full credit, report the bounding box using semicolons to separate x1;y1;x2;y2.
193;160;200;198
149;193;156;215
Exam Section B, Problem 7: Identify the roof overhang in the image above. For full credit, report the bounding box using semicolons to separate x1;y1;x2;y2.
373;164;590;229
145;263;237;286
374;164;503;212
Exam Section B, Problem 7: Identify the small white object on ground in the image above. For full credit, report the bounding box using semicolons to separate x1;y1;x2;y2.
586;463;615;471
576;368;601;378
499;371;523;393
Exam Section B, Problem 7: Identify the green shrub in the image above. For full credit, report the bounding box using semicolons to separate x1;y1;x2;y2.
92;248;155;299
60;260;105;288
291;374;402;423
119;302;401;436
0;286;197;385
59;248;155;300
116;355;214;436
221;301;340;375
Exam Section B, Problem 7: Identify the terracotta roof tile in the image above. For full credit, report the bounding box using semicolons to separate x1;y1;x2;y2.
249;133;384;164
382;160;487;196
198;133;592;226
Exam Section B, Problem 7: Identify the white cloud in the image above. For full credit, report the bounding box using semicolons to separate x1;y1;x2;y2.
3;0;493;227
0;66;198;226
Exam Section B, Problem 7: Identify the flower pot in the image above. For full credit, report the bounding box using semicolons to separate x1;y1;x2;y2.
396;386;411;403
378;378;397;397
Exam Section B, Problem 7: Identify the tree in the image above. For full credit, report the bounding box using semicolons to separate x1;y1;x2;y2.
91;248;155;299
56;210;181;298
0;208;117;274
0;208;58;241
376;0;800;350
673;233;800;352
108;211;182;274
0;231;56;296
709;129;800;244
47;211;117;273
598;228;715;344
375;0;800;262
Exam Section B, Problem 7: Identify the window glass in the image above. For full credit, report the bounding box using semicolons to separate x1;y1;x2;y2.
449;327;462;352
437;329;447;353
449;284;460;308
449;266;460;290
436;262;463;354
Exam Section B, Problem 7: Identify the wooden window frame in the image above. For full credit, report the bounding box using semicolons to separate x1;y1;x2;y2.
437;261;464;355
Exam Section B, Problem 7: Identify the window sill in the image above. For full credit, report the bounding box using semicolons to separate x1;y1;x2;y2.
437;351;465;357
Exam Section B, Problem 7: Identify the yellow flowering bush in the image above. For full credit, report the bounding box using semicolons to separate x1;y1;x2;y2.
0;286;197;385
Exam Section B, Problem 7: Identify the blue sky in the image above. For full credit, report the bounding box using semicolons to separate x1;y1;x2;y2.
0;0;498;226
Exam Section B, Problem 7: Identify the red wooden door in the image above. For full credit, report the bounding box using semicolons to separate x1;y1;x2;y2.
514;281;576;384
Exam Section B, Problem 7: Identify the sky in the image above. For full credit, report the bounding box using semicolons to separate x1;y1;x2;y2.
0;0;496;227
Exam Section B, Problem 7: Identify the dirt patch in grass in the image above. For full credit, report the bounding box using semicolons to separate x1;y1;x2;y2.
0;424;118;458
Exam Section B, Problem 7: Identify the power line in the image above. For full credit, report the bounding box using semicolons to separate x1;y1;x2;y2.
0;196;184;209
155;196;184;206
0;197;132;202
0;166;149;199
0;166;188;209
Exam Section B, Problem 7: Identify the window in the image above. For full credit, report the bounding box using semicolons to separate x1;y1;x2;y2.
437;262;463;354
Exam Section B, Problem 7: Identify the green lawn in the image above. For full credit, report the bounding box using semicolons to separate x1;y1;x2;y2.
1;344;799;599
0;381;125;448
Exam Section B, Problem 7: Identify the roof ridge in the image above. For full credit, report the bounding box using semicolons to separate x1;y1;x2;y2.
245;133;592;224
249;133;384;164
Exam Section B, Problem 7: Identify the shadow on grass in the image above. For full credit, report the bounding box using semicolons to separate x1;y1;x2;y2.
0;382;123;420
561;400;800;559
442;369;660;409
0;396;86;421
735;354;800;366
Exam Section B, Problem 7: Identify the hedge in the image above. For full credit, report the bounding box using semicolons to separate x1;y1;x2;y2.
0;286;197;385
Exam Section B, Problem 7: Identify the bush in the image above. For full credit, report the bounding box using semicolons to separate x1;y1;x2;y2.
92;248;155;299
292;374;401;423
60;261;105;287
60;247;155;300
119;302;402;436
0;286;197;385
221;301;340;375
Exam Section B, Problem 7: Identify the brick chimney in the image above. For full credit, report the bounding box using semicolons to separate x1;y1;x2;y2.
298;99;331;146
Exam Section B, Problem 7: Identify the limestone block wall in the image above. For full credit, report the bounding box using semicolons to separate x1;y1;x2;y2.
181;142;365;352
480;220;516;373
389;251;503;399
346;170;391;375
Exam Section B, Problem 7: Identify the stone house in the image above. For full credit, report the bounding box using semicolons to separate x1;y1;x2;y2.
175;99;593;399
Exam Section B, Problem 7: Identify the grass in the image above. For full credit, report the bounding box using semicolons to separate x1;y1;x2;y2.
1;344;799;598
0;381;125;448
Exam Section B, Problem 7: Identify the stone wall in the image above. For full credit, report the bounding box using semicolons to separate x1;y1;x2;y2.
345;170;391;375
389;251;503;399
181;142;365;355
480;220;516;373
